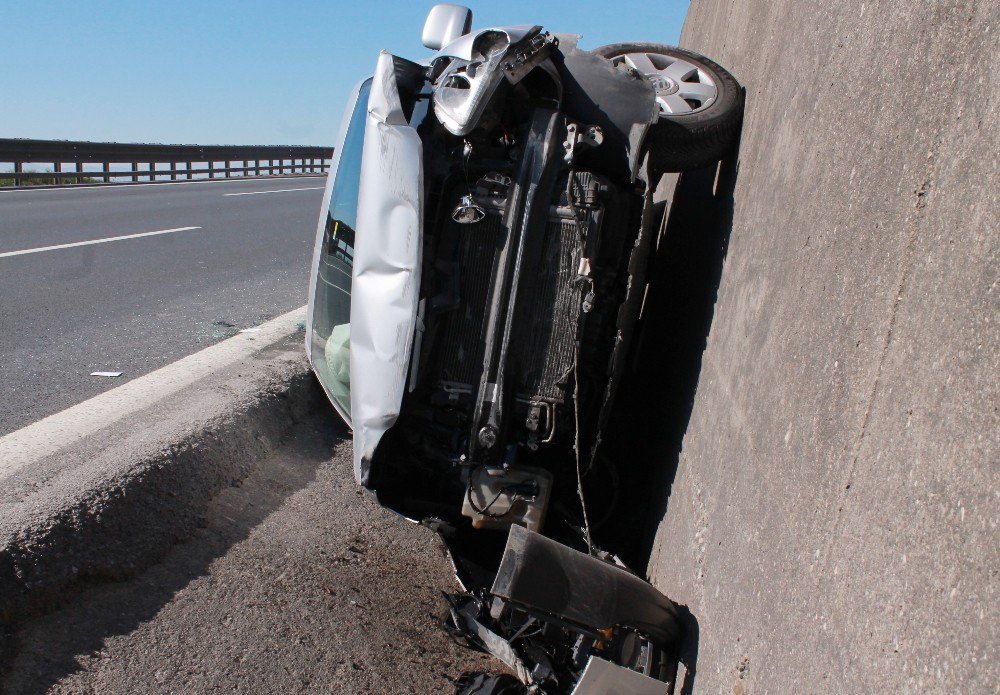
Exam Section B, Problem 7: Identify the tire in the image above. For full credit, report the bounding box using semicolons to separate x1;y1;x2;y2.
592;43;743;172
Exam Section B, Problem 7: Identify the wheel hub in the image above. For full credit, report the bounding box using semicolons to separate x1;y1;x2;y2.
648;75;678;95
617;51;719;116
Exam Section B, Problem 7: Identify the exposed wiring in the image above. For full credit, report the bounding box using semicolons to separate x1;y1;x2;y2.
586;453;621;530
573;353;594;555
565;171;590;268
567;170;595;555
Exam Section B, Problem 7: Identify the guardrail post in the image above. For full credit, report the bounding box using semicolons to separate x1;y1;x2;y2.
103;162;110;183
131;162;139;182
186;162;193;180
14;161;22;186
74;162;83;183
54;162;62;180
225;160;231;179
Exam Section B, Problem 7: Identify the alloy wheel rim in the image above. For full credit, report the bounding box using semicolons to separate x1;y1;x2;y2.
616;52;718;116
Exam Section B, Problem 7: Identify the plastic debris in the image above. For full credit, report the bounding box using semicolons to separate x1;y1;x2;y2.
239;327;262;333
441;526;683;693
90;371;123;377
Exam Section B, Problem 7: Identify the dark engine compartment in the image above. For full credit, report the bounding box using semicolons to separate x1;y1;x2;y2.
366;34;660;570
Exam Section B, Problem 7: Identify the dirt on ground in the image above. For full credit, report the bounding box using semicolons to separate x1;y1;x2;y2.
4;415;493;694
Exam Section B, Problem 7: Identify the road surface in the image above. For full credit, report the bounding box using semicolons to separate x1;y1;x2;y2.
0;177;326;435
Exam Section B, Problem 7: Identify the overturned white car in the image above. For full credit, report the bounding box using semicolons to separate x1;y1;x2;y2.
307;5;740;692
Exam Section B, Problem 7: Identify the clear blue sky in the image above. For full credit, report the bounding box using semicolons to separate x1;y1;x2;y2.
1;1;689;147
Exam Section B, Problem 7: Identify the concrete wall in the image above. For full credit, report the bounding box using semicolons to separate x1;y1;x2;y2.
644;0;997;691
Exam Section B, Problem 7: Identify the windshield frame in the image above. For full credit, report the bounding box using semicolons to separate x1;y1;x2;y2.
305;76;373;427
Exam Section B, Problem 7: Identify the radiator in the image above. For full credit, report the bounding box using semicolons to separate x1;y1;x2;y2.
435;211;582;403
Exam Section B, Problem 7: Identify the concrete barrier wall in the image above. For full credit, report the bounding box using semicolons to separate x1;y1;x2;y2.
645;0;997;691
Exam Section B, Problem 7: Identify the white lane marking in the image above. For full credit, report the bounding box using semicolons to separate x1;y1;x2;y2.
0;306;306;477
0;226;201;259
223;186;324;197
0;175;326;194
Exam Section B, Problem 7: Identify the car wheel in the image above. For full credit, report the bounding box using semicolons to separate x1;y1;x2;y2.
592;43;743;172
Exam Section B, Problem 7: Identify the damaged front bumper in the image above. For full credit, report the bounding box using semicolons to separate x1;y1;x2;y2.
432;26;558;136
444;525;681;693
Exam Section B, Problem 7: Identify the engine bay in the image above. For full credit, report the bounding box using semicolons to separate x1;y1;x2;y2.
364;32;660;550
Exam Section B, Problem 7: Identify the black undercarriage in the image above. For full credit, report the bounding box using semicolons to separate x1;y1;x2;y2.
366;37;662;570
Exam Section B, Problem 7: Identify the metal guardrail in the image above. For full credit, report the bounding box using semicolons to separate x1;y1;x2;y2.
0;138;334;186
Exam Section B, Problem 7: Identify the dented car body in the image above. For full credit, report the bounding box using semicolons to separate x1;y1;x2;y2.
307;5;741;691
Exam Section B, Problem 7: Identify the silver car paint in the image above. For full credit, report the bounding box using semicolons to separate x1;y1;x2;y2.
431;29;518;137
348;51;424;485
432;25;536;61
421;3;472;50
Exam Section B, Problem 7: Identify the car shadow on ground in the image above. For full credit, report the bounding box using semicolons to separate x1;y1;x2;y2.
590;125;743;693
2;414;345;695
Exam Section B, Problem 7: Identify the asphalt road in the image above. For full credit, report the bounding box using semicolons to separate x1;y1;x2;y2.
0;177;326;436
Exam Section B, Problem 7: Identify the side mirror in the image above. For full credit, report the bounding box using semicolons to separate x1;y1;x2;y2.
422;4;473;50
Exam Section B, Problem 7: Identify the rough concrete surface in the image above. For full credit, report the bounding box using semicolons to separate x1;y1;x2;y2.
3;417;493;694
640;0;998;692
0;328;322;665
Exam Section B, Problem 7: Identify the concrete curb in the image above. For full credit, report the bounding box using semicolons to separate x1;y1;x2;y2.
0;307;326;663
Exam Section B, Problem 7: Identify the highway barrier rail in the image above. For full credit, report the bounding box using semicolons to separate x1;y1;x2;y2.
0;138;334;186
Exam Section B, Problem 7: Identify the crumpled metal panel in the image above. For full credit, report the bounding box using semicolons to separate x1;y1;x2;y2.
349;51;423;485
571;656;669;695
491;525;682;645
431;26;546;136
433;25;537;61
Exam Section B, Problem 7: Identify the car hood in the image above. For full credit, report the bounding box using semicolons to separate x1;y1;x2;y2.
349;51;424;485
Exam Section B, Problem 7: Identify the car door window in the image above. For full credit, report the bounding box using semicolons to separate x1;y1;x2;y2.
309;78;372;418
